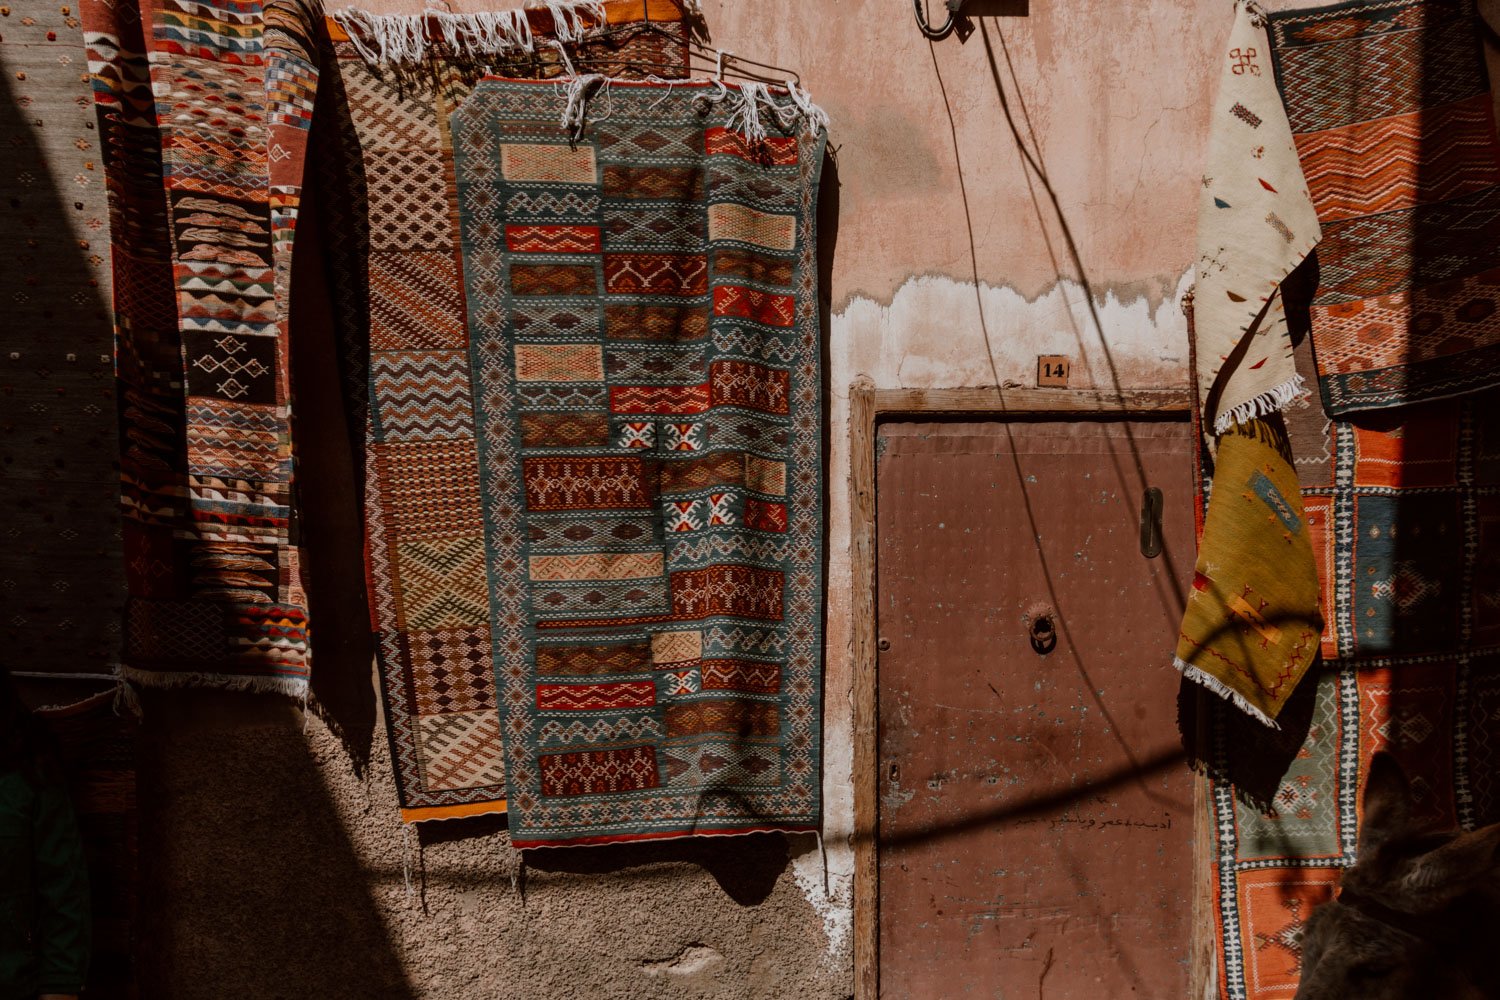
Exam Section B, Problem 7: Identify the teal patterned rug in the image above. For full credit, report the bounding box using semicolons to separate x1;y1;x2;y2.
452;78;827;846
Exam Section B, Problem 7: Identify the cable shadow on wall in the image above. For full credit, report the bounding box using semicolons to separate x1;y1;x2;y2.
865;17;1304;990
878;4;1500;946
890;15;1226;827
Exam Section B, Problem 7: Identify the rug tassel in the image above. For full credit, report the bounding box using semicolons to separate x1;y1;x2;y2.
542;0;604;42
550;37;578;77
1212;373;1306;436
402;824;414;901
113;677;142;718
330;1;606;67
1172;656;1281;729
511;857;527;904
726;81;769;145
116;664;310;700
431;8;532;56
784;79;831;137
561;72;607;139
696;78;830;144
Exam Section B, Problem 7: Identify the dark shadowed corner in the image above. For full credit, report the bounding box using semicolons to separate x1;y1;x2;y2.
288;71;380;773
133;689;420;999
0;38;134;999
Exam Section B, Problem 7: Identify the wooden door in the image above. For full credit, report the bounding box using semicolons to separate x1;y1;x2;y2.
875;418;1198;999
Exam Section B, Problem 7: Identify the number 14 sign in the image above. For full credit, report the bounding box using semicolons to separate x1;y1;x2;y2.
1036;355;1071;388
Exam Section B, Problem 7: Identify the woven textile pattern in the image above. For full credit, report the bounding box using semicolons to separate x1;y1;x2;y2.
1175;415;1323;725
318;6;692;822
1196;0;1320;434
1181;0;1324;728
1269;0;1500;415
1207;341;1500;998
453;80;825;846
79;0;318;694
0;5;125;673
83;0;191;690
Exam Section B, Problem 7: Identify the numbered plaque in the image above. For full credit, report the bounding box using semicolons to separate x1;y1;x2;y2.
1037;355;1071;388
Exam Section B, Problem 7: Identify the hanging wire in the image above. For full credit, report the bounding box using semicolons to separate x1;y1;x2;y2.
913;0;960;40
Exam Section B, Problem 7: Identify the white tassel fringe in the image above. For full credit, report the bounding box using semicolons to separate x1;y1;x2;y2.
114;678;142;718
784;79;831;136
1172;656;1280;729
117;664;310;701
330;1;606;67
402;824;415;900
694;79;830;143
724;80;769;144
560;72;608;137
1212;373;1306;436
330;2;830;144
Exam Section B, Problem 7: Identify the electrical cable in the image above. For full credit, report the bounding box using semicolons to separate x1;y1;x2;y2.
913;0;958;40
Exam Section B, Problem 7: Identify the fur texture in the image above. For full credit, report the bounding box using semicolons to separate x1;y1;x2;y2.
1294;752;1500;999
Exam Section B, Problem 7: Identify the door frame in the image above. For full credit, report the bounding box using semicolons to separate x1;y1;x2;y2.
848;385;1210;999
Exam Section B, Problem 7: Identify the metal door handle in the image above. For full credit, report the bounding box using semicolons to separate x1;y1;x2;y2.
1140;487;1164;559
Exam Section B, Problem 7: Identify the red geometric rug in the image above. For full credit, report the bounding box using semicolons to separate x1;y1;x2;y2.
81;0;318;695
1268;0;1500;415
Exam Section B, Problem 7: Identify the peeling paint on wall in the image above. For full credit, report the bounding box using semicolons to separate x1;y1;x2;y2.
790;845;855;963
833;271;1193;392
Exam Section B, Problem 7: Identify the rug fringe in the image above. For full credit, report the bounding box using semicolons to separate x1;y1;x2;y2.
329;1;606;67
706;79;829;140
554;74;828;143
117;664;309;701
560;72;607;136
113;677;142;718
1212;373;1305;436
9;667;144;717
1172;656;1280;729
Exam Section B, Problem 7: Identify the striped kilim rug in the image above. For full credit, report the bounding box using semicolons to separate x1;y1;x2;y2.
82;0;318;696
452;79;827;846
317;1;695;822
1203;336;1500;997
1268;0;1500;416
